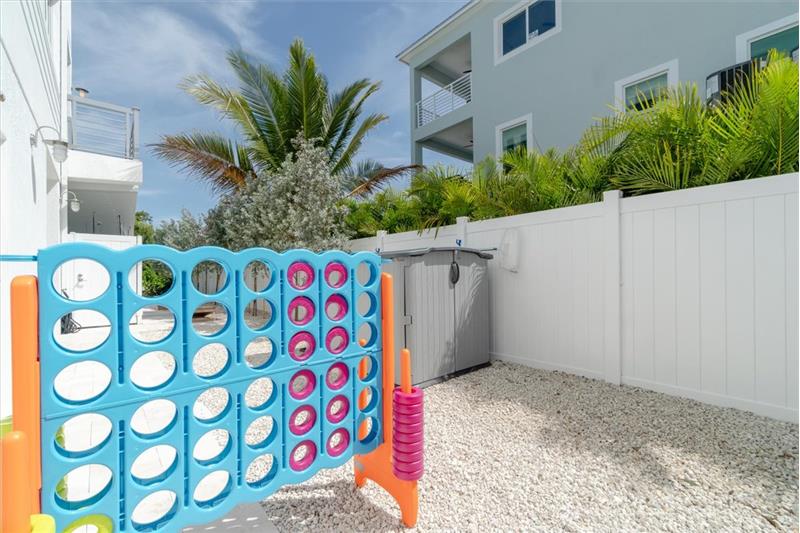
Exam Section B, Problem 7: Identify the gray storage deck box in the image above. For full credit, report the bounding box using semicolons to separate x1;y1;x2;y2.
381;247;492;387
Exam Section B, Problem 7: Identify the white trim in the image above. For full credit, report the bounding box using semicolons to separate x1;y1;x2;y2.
735;14;799;62
397;0;483;63
613;59;679;109
493;0;562;66
495;113;533;158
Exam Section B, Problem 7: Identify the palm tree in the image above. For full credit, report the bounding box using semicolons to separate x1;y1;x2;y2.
152;39;413;194
341;159;422;198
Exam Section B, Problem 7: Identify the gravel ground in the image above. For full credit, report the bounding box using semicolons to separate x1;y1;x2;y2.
259;362;798;532
113;314;798;531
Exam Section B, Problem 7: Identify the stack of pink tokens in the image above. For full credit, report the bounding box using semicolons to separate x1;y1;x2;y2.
392;386;424;481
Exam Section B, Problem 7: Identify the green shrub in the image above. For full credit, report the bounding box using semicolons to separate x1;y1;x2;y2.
142;261;173;297
349;53;797;236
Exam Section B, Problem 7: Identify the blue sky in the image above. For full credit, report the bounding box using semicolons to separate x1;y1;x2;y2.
72;0;469;223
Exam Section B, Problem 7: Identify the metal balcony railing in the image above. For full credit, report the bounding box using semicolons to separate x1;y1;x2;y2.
68;95;140;159
415;72;471;128
706;48;798;105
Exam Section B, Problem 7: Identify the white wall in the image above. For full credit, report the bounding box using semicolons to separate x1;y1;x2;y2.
350;174;799;422
0;0;71;418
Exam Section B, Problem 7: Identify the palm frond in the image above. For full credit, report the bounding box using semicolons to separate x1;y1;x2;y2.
323;79;374;148
226;49;289;169
330;112;388;175
328;82;384;168
285;39;327;139
709;51;799;178
149;132;253;194
610;141;694;194
345;160;422;197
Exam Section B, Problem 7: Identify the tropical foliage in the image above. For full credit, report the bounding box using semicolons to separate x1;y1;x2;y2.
212;136;351;252
152;39;411;195
134;211;156;244
134;211;171;295
154;209;209;250
346;52;798;238
151;137;348;253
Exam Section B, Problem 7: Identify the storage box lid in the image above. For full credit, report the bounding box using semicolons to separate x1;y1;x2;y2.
379;247;493;260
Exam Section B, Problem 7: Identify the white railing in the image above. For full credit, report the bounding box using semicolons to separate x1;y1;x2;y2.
415;72;471;128
69;96;140;159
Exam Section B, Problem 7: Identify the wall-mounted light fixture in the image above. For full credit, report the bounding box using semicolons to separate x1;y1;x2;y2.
61;190;81;213
30;125;68;163
45;139;69;163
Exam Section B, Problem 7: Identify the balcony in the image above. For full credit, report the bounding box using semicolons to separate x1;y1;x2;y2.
705;59;762;104
65;94;142;238
706;47;798;104
416;72;472;128
68;95;140;159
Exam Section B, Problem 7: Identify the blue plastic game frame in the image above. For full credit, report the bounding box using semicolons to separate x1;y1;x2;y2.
36;243;383;531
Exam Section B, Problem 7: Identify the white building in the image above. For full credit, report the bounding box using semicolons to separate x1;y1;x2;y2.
0;0;142;417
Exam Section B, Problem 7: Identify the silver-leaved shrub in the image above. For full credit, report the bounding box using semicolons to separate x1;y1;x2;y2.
215;136;350;252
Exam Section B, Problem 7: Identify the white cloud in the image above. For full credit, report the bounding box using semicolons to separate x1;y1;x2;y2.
72;2;279;100
74;5;231;93
212;1;278;61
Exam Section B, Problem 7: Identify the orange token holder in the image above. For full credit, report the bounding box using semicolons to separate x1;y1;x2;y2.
354;273;419;528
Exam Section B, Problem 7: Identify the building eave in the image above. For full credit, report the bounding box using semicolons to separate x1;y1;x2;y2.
396;0;483;64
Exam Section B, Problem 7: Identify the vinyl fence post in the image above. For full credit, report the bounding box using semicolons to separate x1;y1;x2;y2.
376;230;387;254
456;216;469;248
603;191;623;385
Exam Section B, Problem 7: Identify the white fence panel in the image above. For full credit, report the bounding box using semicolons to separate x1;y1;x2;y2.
619;174;798;421
349;174;799;421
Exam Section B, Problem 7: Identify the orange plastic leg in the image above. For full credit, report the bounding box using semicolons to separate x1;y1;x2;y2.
10;275;41;513
354;467;367;488
1;430;32;532
354;273;420;528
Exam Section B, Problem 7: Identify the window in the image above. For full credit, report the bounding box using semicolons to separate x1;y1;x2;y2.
495;114;533;158
750;25;798;61
614;60;678;111
502;123;528;153
736;15;799;63
502;11;526;55
495;0;561;64
528;0;556;38
623;72;668;110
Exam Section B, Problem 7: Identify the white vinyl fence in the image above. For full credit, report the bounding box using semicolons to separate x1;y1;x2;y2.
349;173;799;422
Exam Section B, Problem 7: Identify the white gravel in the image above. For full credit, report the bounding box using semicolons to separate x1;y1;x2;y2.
259;362;798;532
65;315;797;531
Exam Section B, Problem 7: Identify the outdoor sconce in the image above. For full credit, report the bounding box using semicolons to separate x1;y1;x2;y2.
30;125;69;163
61;190;81;213
45;139;69;163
